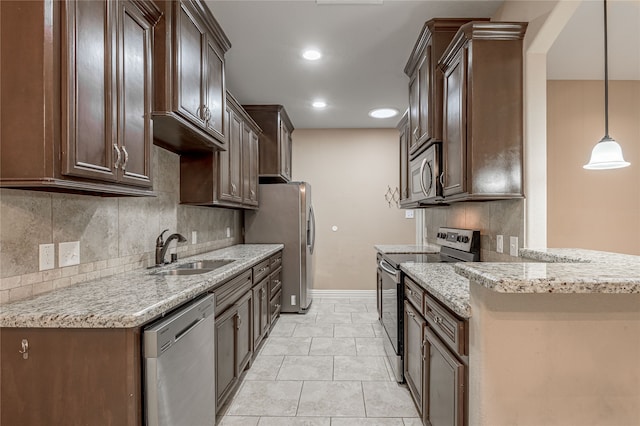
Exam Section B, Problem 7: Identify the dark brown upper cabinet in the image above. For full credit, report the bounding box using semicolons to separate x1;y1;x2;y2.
404;19;482;156
242;105;294;183
439;22;527;201
0;0;160;196
180;92;261;209
152;0;230;153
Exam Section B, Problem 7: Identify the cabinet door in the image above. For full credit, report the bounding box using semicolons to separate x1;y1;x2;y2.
175;2;206;127
205;37;225;141
252;282;266;350
404;301;426;417
408;73;419;151
418;47;432;142
118;0;153;187
425;327;465;426
215;306;238;406
399;122;410;203
62;0;118;182
236;291;253;374
442;47;467;197
219;108;242;203
279;121;291;180
242;129;259;206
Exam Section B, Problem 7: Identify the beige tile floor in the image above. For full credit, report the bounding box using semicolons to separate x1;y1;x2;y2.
218;297;420;426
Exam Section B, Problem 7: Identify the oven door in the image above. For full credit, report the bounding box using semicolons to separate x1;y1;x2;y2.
378;256;404;382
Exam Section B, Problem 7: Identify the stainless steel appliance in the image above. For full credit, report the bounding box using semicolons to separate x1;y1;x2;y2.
408;142;441;204
245;182;315;313
379;227;479;382
143;294;216;426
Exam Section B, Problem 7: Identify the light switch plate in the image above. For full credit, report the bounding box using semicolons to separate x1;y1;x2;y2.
509;236;519;257
496;235;504;253
59;241;80;267
405;210;414;219
226;227;231;238
39;244;55;271
192;231;198;245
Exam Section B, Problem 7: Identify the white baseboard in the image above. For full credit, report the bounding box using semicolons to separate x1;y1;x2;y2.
310;289;376;299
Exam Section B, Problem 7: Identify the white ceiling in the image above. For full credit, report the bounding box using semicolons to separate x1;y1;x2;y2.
207;0;640;129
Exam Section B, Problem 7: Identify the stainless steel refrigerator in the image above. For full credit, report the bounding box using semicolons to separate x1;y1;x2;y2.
244;182;315;313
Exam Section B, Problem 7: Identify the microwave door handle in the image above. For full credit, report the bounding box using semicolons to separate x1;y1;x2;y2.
419;158;428;197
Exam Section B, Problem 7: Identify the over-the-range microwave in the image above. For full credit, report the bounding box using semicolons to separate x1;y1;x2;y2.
409;142;442;204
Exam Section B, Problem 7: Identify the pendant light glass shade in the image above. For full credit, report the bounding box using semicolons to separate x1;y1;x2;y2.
584;136;630;170
583;0;630;170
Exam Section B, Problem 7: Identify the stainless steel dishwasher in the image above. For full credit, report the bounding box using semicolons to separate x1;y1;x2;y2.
143;294;216;426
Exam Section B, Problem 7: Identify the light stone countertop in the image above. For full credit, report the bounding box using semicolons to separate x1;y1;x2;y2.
0;244;283;328
400;263;471;318
456;248;640;294
375;244;440;254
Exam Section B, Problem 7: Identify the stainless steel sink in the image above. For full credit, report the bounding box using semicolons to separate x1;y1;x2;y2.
152;259;235;276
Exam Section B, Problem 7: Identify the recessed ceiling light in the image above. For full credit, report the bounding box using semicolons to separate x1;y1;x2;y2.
368;108;398;119
302;49;322;61
312;100;327;109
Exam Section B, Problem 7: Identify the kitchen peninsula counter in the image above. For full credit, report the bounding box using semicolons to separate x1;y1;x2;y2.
0;244;283;328
375;243;441;254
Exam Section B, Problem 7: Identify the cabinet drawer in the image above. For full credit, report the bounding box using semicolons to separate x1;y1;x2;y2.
213;270;252;314
404;277;425;315
269;289;282;323
269;268;282;296
424;293;466;356
252;259;270;283
270;252;282;269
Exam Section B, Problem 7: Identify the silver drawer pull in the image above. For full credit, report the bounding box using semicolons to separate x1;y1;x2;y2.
121;146;129;170
113;144;121;169
236;315;242;329
19;339;29;360
273;279;281;285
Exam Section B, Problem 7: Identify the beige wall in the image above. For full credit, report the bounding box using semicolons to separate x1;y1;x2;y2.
292;129;416;291
469;283;640;425
0;146;243;304
547;80;640;255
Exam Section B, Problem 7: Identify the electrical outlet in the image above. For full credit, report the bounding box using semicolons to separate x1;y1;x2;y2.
496;235;504;253
59;241;80;267
509;236;519;257
226;227;231;238
291;295;296;306
405;210;414;219
39;244;55;271
191;231;198;245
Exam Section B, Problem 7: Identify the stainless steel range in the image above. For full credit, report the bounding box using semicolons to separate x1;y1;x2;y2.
378;227;480;383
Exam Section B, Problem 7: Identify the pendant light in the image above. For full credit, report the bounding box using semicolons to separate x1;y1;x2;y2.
584;0;630;170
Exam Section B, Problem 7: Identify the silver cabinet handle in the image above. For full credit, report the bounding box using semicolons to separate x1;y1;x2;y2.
273;279;281;285
407;311;416;319
439;172;445;188
250;189;256;199
406;289;414;297
121;146;129;171
113;144;121;169
421;339;427;360
236;315;242;329
19;339;29;360
419;158;428;197
231;183;237;195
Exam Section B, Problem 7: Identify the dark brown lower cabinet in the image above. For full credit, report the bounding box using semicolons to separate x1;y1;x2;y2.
216;290;253;408
0;328;142;426
252;277;269;351
404;300;426;417
424;327;465;426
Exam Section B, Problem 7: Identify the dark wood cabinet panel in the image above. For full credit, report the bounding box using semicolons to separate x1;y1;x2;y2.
397;112;414;208
215;304;238;406
404;300;426;418
425;326;465;426
404;19;480;155
152;0;230;153
236;290;253;374
439;22;527;202
0;328;142;426
252;278;269;351
243;105;294;183
0;0;158;196
180;92;261;209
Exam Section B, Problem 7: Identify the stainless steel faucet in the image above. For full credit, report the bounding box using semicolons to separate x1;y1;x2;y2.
155;229;187;266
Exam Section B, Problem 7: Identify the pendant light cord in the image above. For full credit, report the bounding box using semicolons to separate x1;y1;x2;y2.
603;0;610;138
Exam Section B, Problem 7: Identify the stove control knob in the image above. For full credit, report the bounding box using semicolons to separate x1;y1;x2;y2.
456;235;464;242
461;236;470;243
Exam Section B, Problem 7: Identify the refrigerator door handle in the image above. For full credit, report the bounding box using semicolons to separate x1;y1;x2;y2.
308;205;316;255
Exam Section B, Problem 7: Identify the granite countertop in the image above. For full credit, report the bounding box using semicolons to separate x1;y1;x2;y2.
400;263;471;318
375;243;440;254
0;244;283;328
457;248;640;294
